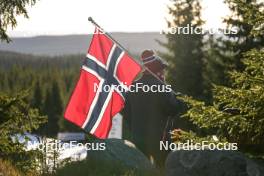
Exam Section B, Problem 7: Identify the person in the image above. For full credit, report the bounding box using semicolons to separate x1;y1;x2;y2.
121;50;187;166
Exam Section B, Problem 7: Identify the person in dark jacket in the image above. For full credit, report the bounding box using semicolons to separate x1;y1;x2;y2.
122;50;186;166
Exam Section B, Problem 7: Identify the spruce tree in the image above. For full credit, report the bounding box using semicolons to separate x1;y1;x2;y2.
43;81;62;137
31;80;43;110
0;0;37;42
181;49;264;152
179;8;264;154
203;34;232;87
51;81;63;118
223;0;264;70
203;0;263;95
160;0;206;100
0;92;46;173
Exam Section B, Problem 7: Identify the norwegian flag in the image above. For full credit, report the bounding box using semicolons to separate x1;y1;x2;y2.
64;28;142;139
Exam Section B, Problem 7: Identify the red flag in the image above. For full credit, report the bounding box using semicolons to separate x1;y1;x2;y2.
64;28;142;139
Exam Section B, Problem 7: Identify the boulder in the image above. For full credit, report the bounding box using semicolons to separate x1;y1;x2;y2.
56;139;157;176
165;150;264;176
88;138;155;172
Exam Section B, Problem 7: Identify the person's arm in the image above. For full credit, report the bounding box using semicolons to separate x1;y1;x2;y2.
163;91;187;116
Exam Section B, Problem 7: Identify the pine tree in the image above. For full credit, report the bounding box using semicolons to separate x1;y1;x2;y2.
202;0;263;98
203;34;232;87
0;0;37;42
31;80;43;110
159;0;206;100
178;8;264;154
181;49;264;152
223;0;264;70
43;81;62;137
0;91;47;173
51;81;63;118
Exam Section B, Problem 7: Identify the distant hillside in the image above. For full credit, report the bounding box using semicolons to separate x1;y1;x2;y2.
0;50;83;70
0;33;166;56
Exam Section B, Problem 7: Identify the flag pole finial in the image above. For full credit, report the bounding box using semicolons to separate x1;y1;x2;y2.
88;17;93;22
88;17;103;30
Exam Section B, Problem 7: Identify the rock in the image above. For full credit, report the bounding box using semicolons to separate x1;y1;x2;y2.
88;138;156;173
165;150;264;176
56;139;157;176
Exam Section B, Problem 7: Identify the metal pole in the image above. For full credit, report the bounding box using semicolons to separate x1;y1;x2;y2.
88;17;179;96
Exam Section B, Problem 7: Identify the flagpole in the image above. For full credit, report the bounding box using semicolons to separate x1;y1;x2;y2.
88;17;180;96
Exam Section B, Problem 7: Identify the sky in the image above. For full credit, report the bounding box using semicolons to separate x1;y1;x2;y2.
7;0;230;37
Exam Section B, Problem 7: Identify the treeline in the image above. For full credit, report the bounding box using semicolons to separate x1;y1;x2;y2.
0;51;85;136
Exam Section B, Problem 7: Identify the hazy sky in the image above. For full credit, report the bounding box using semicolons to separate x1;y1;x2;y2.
7;0;230;37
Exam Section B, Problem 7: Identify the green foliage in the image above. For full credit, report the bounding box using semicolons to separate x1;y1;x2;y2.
0;91;47;174
0;51;83;133
180;49;264;152
0;0;37;42
31;81;43;110
166;0;264;158
203;34;233;87
203;0;264;91
170;129;224;144
42;81;63;137
223;0;264;70
159;0;207;100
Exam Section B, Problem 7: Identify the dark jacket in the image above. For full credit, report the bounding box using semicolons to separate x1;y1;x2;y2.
121;73;186;165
